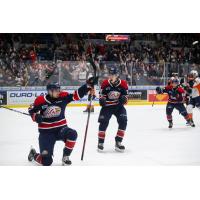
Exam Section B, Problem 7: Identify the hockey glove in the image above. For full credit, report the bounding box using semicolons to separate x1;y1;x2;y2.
99;97;106;107
87;76;99;88
186;88;192;94
188;80;194;88
88;94;96;101
156;87;162;94
35;114;43;124
171;89;178;97
119;95;128;105
180;78;184;85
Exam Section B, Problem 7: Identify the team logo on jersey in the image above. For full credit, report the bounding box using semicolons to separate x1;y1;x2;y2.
43;106;61;118
108;91;121;100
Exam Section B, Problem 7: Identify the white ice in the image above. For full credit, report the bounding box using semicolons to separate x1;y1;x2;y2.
0;105;200;166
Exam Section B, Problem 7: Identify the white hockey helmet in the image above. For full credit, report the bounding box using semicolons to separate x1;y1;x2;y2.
189;70;199;78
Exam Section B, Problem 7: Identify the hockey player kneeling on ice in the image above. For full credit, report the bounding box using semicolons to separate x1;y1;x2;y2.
156;78;195;128
186;70;200;127
98;66;128;152
28;77;98;166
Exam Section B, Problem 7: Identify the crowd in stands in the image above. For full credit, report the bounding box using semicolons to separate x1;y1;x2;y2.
0;33;200;87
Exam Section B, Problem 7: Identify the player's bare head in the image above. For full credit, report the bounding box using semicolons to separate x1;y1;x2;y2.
46;83;60;98
108;66;119;82
171;78;179;88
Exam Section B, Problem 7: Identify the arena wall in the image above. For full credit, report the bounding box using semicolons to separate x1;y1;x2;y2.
0;86;167;108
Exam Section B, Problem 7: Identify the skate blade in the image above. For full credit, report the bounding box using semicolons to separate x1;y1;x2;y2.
97;148;104;153
186;123;195;127
115;147;125;153
62;162;71;166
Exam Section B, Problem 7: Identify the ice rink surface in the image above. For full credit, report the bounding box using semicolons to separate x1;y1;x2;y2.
0;105;200;166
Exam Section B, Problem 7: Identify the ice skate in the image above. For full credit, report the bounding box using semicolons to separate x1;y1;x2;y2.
115;142;125;152
97;143;104;152
187;119;195;127
62;156;72;166
168;122;173;128
28;147;36;162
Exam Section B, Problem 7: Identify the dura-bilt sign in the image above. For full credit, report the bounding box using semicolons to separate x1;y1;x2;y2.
7;91;47;105
7;90;99;105
0;91;7;105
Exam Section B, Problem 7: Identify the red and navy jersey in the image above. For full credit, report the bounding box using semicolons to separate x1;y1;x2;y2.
28;84;89;130
99;79;128;106
163;85;185;103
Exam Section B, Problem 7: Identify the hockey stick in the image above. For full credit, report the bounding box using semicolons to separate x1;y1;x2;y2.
81;54;97;161
0;105;30;116
81;95;93;161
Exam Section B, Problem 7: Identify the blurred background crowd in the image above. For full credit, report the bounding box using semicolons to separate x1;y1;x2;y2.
0;33;200;87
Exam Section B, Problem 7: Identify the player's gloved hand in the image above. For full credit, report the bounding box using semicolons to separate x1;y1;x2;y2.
99;97;106;107
172;89;178;97
88;94;96;101
180;78;184;85
119;95;128;105
156;87;162;94
86;76;99;87
186;88;192;94
35;114;43;124
188;80;194;88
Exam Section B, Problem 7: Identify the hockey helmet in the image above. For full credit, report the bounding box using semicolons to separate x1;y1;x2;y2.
108;66;119;75
189;70;198;78
171;78;179;85
46;83;61;91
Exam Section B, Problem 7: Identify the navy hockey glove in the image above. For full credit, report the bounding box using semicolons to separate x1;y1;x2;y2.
186;88;192;94
88;94;96;101
188;80;194;88
35;114;43;124
156;87;162;94
171;89;178;97
87;76;99;87
99;97;106;107
180;78;184;85
119;95;128;105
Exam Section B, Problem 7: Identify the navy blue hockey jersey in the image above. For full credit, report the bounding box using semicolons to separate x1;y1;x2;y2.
99;79;128;106
28;84;89;130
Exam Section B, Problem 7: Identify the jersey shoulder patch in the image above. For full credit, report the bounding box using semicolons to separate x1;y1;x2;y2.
101;79;109;89
34;96;46;106
120;80;128;90
59;91;69;98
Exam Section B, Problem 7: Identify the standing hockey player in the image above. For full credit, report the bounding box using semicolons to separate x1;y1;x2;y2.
156;78;195;128
97;66;128;152
28;77;98;166
186;70;200;126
